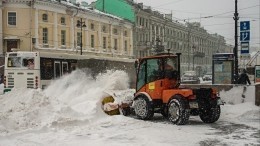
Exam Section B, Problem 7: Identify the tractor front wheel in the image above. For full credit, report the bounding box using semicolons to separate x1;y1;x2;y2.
168;98;190;125
134;96;154;120
199;105;220;123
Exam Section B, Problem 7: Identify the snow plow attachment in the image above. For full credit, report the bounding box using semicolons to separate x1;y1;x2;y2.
101;96;121;115
101;90;135;116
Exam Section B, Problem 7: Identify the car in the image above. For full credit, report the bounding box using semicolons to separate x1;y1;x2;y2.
202;73;212;81
181;71;200;84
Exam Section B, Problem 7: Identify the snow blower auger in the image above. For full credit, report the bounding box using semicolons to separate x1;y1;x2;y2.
101;90;134;116
132;53;224;125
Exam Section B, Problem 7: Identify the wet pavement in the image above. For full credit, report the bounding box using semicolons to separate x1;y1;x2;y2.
200;121;260;146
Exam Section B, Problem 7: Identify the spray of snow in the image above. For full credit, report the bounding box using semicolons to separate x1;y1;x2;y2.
0;69;131;135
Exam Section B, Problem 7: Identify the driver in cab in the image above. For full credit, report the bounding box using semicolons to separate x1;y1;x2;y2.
159;59;179;89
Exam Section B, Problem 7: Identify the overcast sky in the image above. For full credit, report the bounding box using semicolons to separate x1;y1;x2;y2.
86;0;260;48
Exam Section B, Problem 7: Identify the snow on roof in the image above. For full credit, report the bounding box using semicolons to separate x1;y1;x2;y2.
55;0;124;21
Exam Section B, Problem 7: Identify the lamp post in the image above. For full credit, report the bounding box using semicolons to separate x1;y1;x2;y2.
192;45;196;70
76;18;86;55
154;37;164;54
187;23;193;71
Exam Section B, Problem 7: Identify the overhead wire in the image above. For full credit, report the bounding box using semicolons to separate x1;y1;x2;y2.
157;3;259;46
152;0;186;8
149;3;259;21
135;0;259;45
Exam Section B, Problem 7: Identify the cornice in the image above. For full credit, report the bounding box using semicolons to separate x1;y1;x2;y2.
3;0;67;12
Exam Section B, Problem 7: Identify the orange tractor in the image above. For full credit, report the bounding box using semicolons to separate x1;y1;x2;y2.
132;53;223;125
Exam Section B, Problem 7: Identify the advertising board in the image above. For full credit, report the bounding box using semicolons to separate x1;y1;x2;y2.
212;53;234;84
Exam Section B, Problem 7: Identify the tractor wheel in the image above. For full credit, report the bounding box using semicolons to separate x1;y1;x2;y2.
122;107;131;116
199;105;221;123
168;97;190;125
134;96;154;120
161;107;168;118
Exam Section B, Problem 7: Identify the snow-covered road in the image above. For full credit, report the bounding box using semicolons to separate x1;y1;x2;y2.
0;70;259;146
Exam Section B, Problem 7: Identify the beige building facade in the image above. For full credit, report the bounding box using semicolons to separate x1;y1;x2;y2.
0;0;134;59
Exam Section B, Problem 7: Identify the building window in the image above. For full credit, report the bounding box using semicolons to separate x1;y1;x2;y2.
124;31;127;37
42;14;48;22
113;28;118;35
102;26;106;32
77;32;81;46
8;12;16;26
91;35;94;48
61;17;65;25
103;37;106;49
43;28;48;44
124;40;127;52
91;23;95;30
61;30;66;46
114;39;117;50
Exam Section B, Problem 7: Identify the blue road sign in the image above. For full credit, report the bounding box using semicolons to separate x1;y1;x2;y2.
240;31;250;41
241;42;249;54
240;21;250;31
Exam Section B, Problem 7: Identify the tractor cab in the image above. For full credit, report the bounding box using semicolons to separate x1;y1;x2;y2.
135;53;181;99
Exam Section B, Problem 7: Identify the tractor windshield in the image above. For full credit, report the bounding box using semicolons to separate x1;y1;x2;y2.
164;57;177;71
136;56;178;91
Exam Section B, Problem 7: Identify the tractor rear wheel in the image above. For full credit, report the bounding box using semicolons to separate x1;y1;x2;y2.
134;96;154;120
168;97;190;125
161;106;168;118
199;105;220;123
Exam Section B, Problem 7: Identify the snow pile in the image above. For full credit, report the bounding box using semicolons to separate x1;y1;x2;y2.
0;89;55;134
0;83;4;95
219;85;255;104
0;69;131;135
219;85;259;128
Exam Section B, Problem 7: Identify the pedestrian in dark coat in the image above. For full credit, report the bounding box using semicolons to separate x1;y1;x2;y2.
238;69;251;85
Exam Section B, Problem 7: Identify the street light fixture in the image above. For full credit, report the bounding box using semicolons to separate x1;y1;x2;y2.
76;18;87;55
192;45;196;70
154;37;164;53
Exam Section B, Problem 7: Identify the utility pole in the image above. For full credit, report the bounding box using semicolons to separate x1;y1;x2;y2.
233;0;239;83
187;21;191;71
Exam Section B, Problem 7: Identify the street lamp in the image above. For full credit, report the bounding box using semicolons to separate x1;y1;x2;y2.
154;37;164;54
192;45;196;70
76;18;86;55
